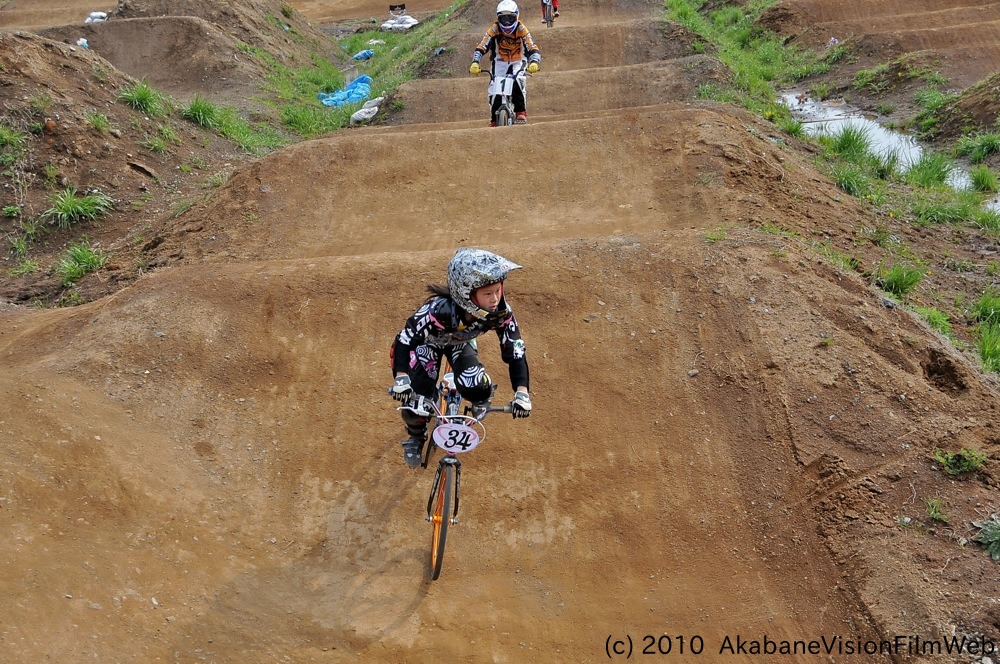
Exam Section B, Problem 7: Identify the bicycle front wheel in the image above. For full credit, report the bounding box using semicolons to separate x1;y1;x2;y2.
543;4;554;27
496;106;512;127
429;463;455;580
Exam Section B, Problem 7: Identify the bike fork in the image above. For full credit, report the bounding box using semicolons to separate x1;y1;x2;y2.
425;457;462;524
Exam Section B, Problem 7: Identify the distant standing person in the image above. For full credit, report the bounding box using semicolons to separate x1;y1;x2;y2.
469;1;541;126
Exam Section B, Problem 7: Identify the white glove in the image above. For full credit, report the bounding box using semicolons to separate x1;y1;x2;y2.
511;392;532;418
390;375;413;402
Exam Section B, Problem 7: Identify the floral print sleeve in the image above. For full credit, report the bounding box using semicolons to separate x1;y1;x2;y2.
497;312;529;390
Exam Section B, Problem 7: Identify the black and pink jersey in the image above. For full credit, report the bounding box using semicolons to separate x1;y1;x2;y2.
392;295;529;390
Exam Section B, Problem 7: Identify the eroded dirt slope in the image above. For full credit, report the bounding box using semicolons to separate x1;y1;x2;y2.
762;0;1000;89
145;103;854;265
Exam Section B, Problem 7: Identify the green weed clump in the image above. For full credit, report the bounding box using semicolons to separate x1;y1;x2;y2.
923;497;949;523
968;165;999;193
972;287;1000;326
913;306;952;337
55;239;107;285
85;112;112;133
181;95;221;129
956;132;1000;164
975;209;1000;233
118;79;168;116
932;448;988;475
875;262;924;297
904;151;954;188
0;123;27;166
972;515;1000;560
979;322;1000;372
43;188;114;229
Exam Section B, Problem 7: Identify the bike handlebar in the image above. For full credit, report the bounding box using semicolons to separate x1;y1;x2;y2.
394;395;516;420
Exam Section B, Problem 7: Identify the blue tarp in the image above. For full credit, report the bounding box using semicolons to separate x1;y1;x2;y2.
318;75;373;107
352;49;375;61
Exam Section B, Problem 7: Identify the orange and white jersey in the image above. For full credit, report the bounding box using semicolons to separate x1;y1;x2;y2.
473;21;541;64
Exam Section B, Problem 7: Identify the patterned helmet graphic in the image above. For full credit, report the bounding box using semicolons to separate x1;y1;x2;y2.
447;248;522;321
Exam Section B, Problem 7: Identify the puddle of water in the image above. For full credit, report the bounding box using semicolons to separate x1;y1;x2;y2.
780;91;997;208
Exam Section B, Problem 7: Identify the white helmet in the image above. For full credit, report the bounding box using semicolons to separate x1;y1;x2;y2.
496;0;519;33
447;248;521;322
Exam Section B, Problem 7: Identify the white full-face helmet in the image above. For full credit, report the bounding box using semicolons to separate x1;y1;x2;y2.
447;248;521;322
496;0;519;34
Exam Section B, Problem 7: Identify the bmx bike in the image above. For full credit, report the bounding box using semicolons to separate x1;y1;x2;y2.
542;0;555;28
398;357;514;580
474;61;530;127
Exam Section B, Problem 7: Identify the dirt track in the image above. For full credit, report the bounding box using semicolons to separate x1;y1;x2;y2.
1;0;998;662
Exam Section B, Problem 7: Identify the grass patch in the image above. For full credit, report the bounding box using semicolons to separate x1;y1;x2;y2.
812;241;861;271
909;190;979;226
141;135;168;154
42;188;114;229
280;103;355;138
979;321;1000;372
704;227;728;243
215;107;285;153
9;259;40;277
830;162;873;197
912;88;958;138
913;306;952;337
85;112;112;133
972;287;1000;326
9;235;28;257
181;95;221;129
968;165;999;193
118;79;168;117
0;123;27;166
853;65;890;95
903;150;954;188
55;239;108;285
956;132;1000;164
923;497;949;523
823;124;873;163
975;208;1000;233
874;261;924;297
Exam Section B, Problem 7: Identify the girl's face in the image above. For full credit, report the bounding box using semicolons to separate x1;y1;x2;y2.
472;282;503;311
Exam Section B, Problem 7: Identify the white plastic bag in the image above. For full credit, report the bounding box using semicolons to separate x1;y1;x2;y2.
350;106;379;125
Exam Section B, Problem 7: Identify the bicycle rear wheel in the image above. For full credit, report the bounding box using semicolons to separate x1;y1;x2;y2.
429;463;455;580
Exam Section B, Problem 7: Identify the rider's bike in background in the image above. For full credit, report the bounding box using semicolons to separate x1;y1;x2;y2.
542;0;555;28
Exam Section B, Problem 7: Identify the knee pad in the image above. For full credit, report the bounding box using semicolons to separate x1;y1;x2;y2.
457;366;492;403
457;365;490;390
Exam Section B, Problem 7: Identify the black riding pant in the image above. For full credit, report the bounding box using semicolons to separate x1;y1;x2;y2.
398;342;493;439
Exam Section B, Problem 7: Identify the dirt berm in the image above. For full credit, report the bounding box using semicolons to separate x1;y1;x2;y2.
0;0;997;661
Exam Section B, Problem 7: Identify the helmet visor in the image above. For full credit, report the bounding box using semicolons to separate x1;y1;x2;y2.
498;13;517;27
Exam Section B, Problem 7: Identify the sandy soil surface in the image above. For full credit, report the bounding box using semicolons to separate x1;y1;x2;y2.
1;0;998;662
